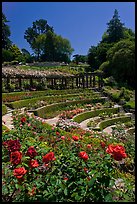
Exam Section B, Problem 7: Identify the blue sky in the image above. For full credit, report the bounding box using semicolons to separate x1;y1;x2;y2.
2;2;135;58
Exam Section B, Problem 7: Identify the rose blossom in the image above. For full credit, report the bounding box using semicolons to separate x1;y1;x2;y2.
61;136;65;140
42;152;56;164
72;136;79;141
13;167;27;179
26;146;37;158
106;144;127;161
4;139;21;152
21;117;26;123
10;151;22;165
79;151;89;161
29;160;39;168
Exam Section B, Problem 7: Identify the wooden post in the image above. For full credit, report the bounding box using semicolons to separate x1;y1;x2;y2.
82;76;85;88
72;77;74;89
90;75;92;87
7;77;10;91
18;77;22;89
76;77;78;87
30;78;33;88
51;79;54;88
93;75;95;87
86;74;88;88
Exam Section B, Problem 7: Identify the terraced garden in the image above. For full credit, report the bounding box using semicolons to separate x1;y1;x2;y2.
2;87;135;202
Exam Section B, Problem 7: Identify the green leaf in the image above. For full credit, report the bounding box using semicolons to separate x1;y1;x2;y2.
64;188;68;196
88;177;96;187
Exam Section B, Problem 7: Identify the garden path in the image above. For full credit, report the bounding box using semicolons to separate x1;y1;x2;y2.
2;109;114;134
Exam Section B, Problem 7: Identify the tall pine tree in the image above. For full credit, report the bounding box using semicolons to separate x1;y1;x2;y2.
2;12;12;49
106;9;125;43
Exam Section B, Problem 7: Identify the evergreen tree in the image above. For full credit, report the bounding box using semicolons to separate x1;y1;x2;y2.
106;9;125;43
2;12;12;49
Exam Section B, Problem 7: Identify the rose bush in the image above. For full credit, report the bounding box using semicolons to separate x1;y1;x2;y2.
2;111;135;202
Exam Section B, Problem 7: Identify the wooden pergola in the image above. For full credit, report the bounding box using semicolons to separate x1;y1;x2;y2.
2;67;104;91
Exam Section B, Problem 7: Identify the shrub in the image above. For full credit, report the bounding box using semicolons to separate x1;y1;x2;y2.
123;101;135;110
73;107;119;123
99;116;131;130
2;104;8;116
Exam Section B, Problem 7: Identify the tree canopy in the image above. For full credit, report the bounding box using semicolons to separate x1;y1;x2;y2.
24;19;74;62
2;12;12;49
87;9;135;88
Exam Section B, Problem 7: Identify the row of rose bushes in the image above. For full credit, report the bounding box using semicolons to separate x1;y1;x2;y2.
2;88;96;103
2;111;135;202
33;98;106;119
6;92;100;110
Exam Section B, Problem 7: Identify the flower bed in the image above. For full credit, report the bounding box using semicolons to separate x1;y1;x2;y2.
2;88;97;103
2;111;135;202
33;98;106;119
6;92;100;110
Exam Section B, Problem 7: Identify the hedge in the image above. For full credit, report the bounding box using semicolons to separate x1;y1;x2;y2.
6;92;100;109
33;97;106;119
99;116;131;131
126;127;135;135
123;100;135;110
73;107;119;123
2;88;97;102
2;104;8;116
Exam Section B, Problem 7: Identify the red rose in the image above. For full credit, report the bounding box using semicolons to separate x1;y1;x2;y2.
13;167;27;179
100;141;106;149
10;151;22;165
106;144;115;154
63;177;69;181
56;132;60;136
106;144;127;161
61;136;65;140
26;146;37;158
42;152;56;164
29;160;39;168
79;151;89;161
72;136;79;141
21;117;26;123
3;139;21;152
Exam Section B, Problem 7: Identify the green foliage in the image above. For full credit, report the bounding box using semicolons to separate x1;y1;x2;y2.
6;92;99;109
73;107;119;123
2;88;96;102
123;101;135;110
2;49;14;63
99;61;111;77
34;98;105;119
106;39;135;88
99;116;131;130
2;12;12;49
2;111;135;202
9;44;22;61
24;19;74;62
2;104;8;115
106;9;125;43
